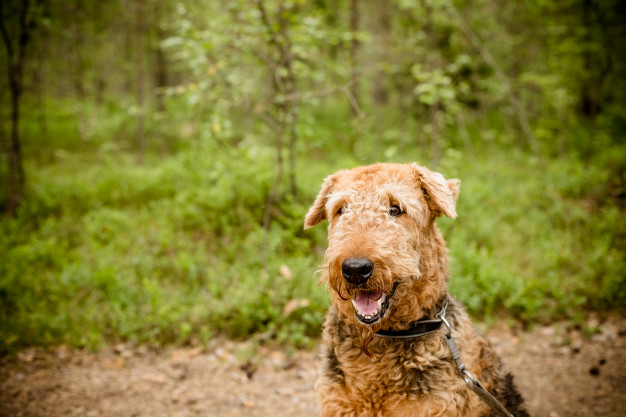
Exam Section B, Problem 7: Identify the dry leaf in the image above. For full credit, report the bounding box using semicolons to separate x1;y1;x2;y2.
279;264;293;280
282;298;310;317
282;298;299;316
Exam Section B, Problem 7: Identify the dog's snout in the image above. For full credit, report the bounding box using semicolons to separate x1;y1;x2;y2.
342;257;374;286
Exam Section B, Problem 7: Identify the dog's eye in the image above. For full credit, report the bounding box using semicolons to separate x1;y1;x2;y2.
389;204;403;217
336;207;344;216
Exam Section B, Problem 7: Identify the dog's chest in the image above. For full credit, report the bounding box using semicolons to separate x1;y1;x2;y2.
327;338;474;410
320;344;488;416
336;357;478;416
343;345;457;396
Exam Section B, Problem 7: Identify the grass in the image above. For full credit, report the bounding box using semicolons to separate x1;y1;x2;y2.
443;149;626;322
1;101;625;354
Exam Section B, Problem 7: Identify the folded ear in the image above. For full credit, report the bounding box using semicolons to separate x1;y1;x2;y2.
412;164;460;219
304;174;337;229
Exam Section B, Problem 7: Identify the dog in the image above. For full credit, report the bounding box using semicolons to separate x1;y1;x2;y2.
304;163;529;417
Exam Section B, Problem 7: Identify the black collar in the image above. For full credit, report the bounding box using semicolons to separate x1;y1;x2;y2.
374;298;449;339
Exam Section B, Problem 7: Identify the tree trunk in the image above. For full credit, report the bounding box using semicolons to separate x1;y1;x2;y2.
257;0;300;231
154;0;167;112
580;0;597;163
0;0;36;217
372;0;390;106
429;102;441;164
136;0;146;163
349;0;360;116
35;28;47;143
277;6;299;198
7;77;25;216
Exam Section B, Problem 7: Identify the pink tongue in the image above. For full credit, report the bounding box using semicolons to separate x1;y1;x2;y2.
355;290;383;315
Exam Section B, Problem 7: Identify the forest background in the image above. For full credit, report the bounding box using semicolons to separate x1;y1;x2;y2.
0;0;625;354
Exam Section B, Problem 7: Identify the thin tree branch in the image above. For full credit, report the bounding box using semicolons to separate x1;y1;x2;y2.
446;2;541;156
255;0;282;58
342;82;365;119
279;80;355;102
256;111;282;133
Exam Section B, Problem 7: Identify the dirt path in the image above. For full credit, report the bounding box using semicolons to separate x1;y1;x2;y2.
2;316;625;417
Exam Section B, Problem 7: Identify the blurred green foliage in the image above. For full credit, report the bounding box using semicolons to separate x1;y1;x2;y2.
1;0;625;353
2;109;624;353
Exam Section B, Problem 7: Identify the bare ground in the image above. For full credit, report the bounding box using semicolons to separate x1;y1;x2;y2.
1;316;625;417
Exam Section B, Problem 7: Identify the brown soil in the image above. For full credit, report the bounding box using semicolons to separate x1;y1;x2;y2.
1;316;625;417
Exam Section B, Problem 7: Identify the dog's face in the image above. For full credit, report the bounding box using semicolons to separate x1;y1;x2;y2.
305;163;459;351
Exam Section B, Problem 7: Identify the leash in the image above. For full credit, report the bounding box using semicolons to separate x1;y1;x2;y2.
437;310;515;417
374;299;516;417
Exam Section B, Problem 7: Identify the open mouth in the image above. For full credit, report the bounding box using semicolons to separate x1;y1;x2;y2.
351;290;392;325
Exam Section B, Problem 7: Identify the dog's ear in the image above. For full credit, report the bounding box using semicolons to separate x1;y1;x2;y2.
412;164;460;219
304;174;337;229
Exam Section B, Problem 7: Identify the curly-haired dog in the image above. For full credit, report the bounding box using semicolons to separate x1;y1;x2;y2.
305;163;529;417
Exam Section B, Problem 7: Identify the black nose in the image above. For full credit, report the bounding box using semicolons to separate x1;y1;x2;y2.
342;257;374;286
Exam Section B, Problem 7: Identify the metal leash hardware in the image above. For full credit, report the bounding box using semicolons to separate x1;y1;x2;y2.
438;311;515;417
461;369;514;417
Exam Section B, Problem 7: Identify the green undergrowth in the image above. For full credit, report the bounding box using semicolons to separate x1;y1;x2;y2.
1;134;625;354
442;148;626;323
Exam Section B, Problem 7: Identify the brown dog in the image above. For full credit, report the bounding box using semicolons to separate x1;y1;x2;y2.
305;163;529;417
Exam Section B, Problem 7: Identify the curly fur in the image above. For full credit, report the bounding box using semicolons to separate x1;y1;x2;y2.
305;163;529;417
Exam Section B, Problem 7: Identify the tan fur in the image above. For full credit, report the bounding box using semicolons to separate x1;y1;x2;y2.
305;163;527;417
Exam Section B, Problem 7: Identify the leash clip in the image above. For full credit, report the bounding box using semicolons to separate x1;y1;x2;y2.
462;369;515;417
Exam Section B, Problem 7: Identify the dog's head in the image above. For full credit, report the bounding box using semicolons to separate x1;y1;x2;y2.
304;163;460;354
